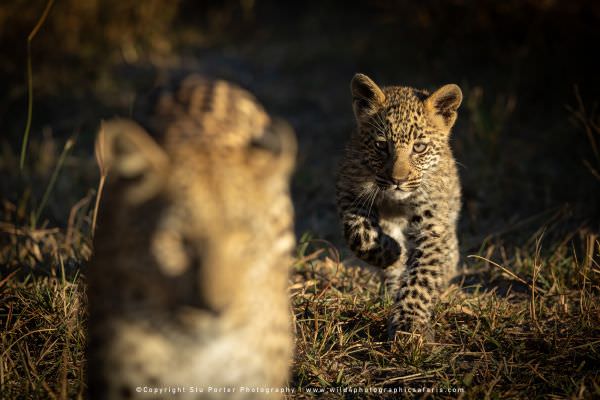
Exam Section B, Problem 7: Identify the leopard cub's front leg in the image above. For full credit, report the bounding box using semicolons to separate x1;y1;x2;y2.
386;204;458;339
338;191;404;269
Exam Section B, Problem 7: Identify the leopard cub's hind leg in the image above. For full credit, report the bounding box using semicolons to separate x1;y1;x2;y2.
386;206;458;341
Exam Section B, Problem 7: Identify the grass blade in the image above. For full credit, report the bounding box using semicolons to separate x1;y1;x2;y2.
18;0;55;171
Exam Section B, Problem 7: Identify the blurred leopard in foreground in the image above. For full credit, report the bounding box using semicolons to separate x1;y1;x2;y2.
88;76;297;399
336;73;462;340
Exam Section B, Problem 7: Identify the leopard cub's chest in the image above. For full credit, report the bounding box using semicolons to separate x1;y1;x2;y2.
377;196;412;247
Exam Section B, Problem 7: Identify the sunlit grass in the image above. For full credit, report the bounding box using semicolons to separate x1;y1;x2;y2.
289;236;600;399
1;2;599;398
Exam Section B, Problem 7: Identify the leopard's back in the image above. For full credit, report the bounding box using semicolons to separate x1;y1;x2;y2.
87;76;296;399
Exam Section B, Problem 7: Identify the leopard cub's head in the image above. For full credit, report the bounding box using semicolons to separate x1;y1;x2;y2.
350;73;462;199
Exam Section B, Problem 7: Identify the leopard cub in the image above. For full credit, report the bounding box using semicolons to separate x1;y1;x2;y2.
336;73;462;339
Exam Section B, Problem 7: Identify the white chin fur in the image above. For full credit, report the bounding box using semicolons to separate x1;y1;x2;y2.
386;189;413;201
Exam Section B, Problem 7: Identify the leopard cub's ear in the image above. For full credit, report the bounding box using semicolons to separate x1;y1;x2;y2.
96;118;169;205
425;84;463;132
350;73;386;122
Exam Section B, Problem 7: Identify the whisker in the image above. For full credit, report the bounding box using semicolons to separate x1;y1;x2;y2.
363;119;386;136
362;188;373;219
374;113;389;135
356;187;373;212
372;114;387;130
367;187;379;219
374;112;387;128
349;187;370;209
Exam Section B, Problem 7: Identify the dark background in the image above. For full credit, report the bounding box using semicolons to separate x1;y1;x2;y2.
1;0;599;259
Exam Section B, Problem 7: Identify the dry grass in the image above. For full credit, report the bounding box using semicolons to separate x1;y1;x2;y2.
0;223;87;399
288;235;600;399
2;1;600;398
1;212;599;398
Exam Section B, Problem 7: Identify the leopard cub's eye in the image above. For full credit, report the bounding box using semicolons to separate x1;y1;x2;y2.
412;143;428;153
375;141;387;151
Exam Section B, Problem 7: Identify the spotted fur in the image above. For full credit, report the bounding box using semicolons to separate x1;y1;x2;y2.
88;76;297;399
336;73;462;338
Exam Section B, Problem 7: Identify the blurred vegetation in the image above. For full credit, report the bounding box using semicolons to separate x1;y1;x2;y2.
1;0;599;398
0;0;178;91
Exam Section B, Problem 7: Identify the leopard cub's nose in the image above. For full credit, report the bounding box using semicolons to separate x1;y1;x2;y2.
391;181;406;191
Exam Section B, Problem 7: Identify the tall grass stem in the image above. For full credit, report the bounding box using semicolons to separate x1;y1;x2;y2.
33;137;74;228
19;0;55;171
